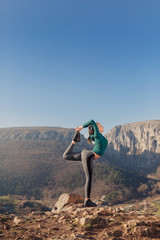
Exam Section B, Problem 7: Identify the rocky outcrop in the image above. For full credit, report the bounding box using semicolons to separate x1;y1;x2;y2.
52;193;83;213
0;127;86;145
1;194;160;240
105;120;160;173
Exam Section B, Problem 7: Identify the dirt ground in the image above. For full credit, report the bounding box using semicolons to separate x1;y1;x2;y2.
0;199;160;240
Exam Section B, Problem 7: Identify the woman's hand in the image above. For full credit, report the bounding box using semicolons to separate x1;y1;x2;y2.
76;126;83;132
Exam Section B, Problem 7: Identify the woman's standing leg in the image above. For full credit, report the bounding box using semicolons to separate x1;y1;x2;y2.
81;150;97;207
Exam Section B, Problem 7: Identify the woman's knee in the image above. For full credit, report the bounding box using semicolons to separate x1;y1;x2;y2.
81;150;94;160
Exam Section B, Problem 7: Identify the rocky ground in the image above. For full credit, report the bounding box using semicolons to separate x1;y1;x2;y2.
0;194;160;240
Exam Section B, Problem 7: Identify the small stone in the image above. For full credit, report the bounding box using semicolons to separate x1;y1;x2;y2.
114;207;121;213
79;217;93;227
127;219;140;227
123;219;141;235
74;217;79;224
58;216;65;223
119;207;125;212
13;216;23;225
94;208;111;217
61;205;75;213
35;218;42;222
45;211;52;216
107;207;113;212
52;214;59;218
82;210;89;217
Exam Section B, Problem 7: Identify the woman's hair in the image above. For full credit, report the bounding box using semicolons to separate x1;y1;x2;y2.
87;137;92;144
96;122;104;133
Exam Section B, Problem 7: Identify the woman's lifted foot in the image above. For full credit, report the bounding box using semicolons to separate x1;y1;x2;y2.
84;199;97;207
72;131;80;142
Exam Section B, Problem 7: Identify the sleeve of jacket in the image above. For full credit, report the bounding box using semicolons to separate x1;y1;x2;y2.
83;119;99;137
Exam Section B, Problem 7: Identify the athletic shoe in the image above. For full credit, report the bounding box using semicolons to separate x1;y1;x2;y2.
84;199;97;207
72;131;80;142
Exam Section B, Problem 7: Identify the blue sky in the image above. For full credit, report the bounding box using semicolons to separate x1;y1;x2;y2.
0;0;160;134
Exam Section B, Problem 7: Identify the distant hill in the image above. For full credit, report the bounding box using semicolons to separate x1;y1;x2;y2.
0;123;159;203
0;127;89;198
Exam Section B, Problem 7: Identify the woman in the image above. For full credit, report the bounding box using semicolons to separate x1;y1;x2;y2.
63;119;108;207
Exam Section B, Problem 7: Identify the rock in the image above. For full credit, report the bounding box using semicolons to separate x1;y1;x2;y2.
73;207;86;215
114;207;122;213
35;218;43;222
52;193;83;213
95;207;113;216
61;205;75;213
119;207;125;212
13;216;24;225
127;219;140;227
58;216;65;223
123;219;140;234
45;211;53;216
79;217;93;227
30;211;45;216
74;218;79;224
67;193;83;204
82;210;89;217
107;207;113;213
52;214;59;219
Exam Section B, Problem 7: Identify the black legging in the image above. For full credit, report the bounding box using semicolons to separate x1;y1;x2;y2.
63;142;95;199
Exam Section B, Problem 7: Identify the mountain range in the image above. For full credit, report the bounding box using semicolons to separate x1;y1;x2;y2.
0;120;159;203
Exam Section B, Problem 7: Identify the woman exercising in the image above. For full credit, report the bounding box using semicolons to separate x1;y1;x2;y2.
63;119;108;207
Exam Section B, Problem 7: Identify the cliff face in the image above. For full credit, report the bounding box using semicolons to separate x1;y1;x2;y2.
0;127;89;150
0;127;80;143
105;120;160;173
